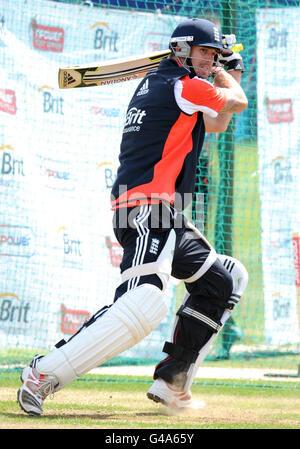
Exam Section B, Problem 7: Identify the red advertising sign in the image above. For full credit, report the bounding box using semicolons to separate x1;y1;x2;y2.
266;97;294;124
0;89;16;115
292;233;300;287
33;24;64;52
105;236;123;267
60;304;90;335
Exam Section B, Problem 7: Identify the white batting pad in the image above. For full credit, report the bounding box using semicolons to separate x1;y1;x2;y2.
37;284;167;389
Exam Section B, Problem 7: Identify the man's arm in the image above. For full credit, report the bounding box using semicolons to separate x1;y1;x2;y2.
204;69;248;133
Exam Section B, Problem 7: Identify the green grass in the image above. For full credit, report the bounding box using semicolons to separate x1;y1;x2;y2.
1;346;300;375
1;374;300;429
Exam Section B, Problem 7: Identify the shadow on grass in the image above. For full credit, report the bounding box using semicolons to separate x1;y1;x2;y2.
4;409;165;421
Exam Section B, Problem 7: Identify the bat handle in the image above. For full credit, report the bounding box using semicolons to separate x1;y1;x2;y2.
231;43;244;53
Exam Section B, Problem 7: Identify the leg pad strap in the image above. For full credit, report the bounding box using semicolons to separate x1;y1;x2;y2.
177;304;222;333
163;342;198;364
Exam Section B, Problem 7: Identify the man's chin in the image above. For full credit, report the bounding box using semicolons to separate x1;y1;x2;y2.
195;67;210;79
195;72;209;79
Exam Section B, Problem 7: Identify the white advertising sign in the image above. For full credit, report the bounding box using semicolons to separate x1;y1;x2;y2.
256;7;300;345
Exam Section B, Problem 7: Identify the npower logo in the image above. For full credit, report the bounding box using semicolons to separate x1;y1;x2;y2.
0;225;35;257
39;156;76;192
90;105;120;119
90;22;119;52
0;293;30;324
31;19;64;52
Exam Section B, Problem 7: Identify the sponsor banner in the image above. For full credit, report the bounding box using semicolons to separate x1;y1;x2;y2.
0;224;35;258
31;22;65;53
0;287;53;348
0;292;30;327
0;144;25;186
0;292;32;347
0;88;16;115
292;233;300;333
292;233;300;287
105;236;123;267
0;0;180;61
265;97;294;124
0;0;181;353
60;304;90;335
256;8;300;344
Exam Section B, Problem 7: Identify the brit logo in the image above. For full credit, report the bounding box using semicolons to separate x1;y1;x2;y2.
39;85;64;115
137;79;149;96
91;22;119;52
123;107;146;134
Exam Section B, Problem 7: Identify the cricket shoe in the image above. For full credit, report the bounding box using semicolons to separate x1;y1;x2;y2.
147;378;205;410
17;355;59;416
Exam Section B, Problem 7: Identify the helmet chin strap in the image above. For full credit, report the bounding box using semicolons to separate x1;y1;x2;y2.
185;57;197;77
172;53;197;78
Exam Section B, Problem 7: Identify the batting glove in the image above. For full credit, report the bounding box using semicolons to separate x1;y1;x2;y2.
218;51;245;72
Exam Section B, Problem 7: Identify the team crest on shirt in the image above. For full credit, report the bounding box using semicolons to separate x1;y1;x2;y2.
137;79;149;96
149;238;160;255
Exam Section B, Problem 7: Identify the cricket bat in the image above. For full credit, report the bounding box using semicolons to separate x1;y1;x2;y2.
58;49;171;89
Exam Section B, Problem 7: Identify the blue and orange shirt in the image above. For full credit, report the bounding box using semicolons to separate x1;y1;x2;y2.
111;58;226;211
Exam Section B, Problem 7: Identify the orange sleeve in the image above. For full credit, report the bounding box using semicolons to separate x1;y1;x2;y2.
180;75;226;114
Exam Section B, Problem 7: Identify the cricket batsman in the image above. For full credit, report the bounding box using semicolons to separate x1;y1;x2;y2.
18;17;248;415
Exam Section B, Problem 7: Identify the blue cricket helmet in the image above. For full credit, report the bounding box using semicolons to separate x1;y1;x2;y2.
170;18;224;55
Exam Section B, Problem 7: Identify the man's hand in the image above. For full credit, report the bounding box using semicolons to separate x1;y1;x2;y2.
218;51;245;72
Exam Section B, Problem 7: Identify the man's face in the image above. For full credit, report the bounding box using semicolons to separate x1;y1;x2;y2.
189;46;218;79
